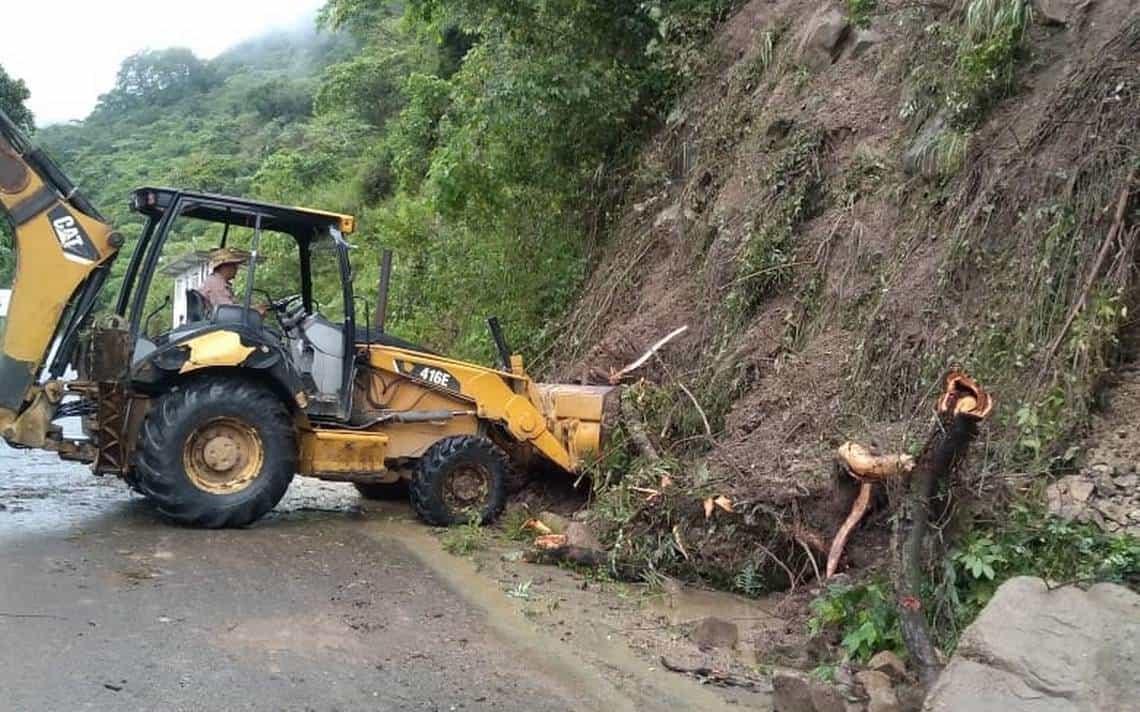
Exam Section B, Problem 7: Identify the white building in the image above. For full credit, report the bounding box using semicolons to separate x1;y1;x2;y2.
160;251;212;326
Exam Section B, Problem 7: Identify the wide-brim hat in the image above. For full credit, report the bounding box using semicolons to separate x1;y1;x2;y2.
209;247;251;271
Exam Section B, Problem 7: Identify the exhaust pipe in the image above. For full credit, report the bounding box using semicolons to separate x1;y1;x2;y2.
374;249;392;333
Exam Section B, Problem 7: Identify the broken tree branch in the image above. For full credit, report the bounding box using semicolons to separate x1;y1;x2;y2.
659;657;771;691
1044;167;1136;366
609;326;690;384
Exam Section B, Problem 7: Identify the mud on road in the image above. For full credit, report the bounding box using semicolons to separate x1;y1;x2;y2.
0;447;772;711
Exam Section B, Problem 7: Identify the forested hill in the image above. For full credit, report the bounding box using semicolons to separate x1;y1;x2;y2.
41;27;357;221
24;2;737;362
34;24;359;312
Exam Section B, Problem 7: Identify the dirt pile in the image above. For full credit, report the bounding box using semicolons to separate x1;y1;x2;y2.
547;0;1140;596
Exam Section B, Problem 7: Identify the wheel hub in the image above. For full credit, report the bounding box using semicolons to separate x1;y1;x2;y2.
202;435;239;471
182;417;264;494
443;465;490;513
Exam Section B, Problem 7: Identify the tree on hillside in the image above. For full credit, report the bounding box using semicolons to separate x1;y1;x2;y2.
94;48;219;114
0;64;34;132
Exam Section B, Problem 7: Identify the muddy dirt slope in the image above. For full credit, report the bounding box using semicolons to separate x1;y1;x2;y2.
548;0;1139;583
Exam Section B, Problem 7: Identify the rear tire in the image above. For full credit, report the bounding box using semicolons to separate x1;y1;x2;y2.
410;436;508;526
135;377;297;528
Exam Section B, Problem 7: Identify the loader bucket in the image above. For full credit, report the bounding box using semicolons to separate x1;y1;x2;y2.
533;384;620;470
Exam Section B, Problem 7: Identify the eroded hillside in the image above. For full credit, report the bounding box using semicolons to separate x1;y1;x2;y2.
547;0;1139;654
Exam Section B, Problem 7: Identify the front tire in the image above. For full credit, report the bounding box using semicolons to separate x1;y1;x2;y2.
410;436;508;526
135;377;297;528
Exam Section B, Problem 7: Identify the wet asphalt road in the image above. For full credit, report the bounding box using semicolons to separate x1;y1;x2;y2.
0;446;585;712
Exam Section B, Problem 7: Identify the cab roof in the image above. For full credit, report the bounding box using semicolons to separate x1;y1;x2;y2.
130;187;356;236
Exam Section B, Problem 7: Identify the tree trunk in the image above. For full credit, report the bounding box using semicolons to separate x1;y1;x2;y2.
894;371;992;690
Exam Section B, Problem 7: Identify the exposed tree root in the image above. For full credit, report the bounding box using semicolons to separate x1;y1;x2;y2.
827;482;872;578
828;443;916;578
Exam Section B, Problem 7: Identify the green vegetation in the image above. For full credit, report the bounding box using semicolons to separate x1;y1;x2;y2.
949;0;1032;126
499;505;535;542
900;0;1032;178
930;505;1139;650
440;515;489;555
846;0;878;29
912;0;1032;130
0;65;34;131
636;356;752;450
808;507;1139;662
728;125;827;319
809;580;904;662
22;1;741;362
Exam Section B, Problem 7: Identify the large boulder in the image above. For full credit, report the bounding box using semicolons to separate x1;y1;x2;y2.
924;576;1140;711
797;5;851;71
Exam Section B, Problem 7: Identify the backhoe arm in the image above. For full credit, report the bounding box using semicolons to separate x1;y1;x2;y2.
0;110;120;446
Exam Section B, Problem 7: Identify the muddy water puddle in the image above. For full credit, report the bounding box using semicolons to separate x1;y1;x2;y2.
0;442;370;536
0;445;131;535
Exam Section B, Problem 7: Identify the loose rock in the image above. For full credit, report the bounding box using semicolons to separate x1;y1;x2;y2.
849;29;883;59
1114;473;1137;490
867;650;907;681
797;6;851;72
1069;476;1095;502
773;669;815;712
1095;500;1130;525
1032;0;1087;25
809;678;853;712
565;521;602;551
855;670;899;712
690;616;739;650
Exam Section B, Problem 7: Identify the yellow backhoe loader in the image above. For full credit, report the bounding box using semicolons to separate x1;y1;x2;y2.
0;109;616;528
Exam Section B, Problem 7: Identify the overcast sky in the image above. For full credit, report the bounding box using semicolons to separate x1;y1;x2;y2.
1;0;327;125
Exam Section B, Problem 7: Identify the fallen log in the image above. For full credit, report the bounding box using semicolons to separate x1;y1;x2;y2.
620;387;660;462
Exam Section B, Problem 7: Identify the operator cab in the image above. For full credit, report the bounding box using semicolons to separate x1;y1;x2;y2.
117;188;362;420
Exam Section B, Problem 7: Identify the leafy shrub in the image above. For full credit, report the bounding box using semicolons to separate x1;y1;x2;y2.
809;580;905;662
946;0;1031;126
934;505;1140;648
729;127;826;318
847;0;877;29
441;515;489;555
